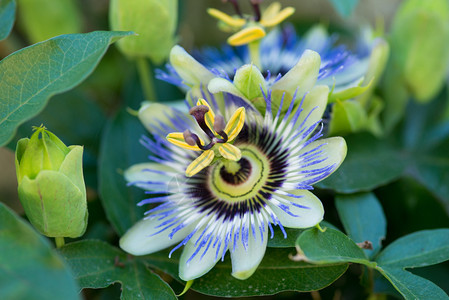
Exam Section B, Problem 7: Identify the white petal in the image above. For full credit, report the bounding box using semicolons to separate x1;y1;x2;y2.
290;84;329;135
302;25;329;53
208;77;247;99
179;224;227;281
298;137;347;183
268;190;324;228
119;217;194;256
124;163;175;190
230;219;268;280
318;58;370;90
138;102;175;132
271;49;321;100
170;45;216;85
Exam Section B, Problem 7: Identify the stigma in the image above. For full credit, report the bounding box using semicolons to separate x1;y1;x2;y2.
166;99;245;177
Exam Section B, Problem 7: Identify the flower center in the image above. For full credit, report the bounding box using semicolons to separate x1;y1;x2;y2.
220;158;251;185
208;144;270;202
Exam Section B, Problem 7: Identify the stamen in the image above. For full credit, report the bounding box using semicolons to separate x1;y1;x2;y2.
214;115;226;133
214;115;229;142
250;0;262;22
183;130;197;146
189;105;215;139
225;0;243;17
182;129;208;150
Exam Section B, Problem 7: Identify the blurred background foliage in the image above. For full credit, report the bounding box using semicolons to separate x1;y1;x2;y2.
1;0;449;299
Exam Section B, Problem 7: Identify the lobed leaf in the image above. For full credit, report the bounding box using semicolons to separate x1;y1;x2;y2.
59;240;176;300
376;229;449;268
378;267;449;300
335;192;386;259
145;247;348;297
317;133;406;193
295;227;373;266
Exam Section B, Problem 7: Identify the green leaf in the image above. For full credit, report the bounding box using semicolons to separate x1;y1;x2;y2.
376;229;449;268
328;100;367;136
98;109;148;235
374;229;449;299
378;267;449;300
0;30;133;147
295;228;374;267
0;0;15;41
296;227;449;299
17;0;82;43
335;192;386;259
0;203;80;300
317;133;406;193
328;0;360;16
145;248;348;297
401;98;449;214
268;221;339;248
59;240;176;299
409;153;449;214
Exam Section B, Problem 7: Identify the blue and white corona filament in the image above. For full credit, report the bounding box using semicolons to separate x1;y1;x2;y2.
120;90;347;281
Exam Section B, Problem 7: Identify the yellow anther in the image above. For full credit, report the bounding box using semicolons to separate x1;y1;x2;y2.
219;143;242;161
207;8;246;28
197;99;216;133
260;6;295;28
167;132;203;151
224;107;246;141
186;150;215;177
166;100;246;177
227;26;266;46
261;2;282;21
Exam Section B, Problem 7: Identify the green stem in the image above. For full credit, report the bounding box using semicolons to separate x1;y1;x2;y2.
248;40;261;70
136;57;157;101
55;237;65;248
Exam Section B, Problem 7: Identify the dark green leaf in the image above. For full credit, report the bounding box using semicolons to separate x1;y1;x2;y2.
0;203;80;300
335;193;386;259
317;133;406;193
0;0;15;41
328;0;359;16
145;248;348;297
295;228;374;266
400;97;449;214
407;150;449;214
411;263;449;296
268;221;339;248
98;109;148;235
376;229;449;268
0;30;133;146
378;267;449;300
59;240;176;300
376;178;449;245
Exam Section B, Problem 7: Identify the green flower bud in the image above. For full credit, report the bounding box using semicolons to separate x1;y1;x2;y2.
17;0;82;43
390;0;449;102
15;126;87;238
328;100;367;136
233;64;267;104
109;0;178;63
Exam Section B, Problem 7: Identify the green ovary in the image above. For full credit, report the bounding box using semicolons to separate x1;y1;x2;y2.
208;145;270;202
